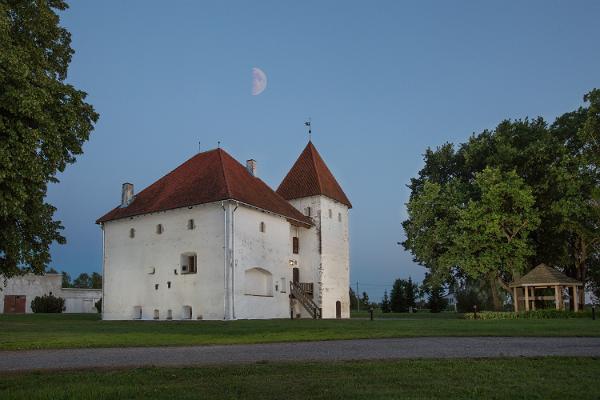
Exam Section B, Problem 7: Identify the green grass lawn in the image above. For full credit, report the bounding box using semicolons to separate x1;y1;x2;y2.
1;358;599;399
0;313;598;350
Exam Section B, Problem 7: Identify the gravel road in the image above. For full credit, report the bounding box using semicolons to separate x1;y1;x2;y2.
1;337;599;372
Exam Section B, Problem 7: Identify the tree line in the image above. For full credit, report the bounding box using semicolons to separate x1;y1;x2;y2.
350;277;449;313
402;90;599;310
46;268;102;289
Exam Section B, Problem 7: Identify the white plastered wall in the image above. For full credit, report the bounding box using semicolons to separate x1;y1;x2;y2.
101;202;225;320
288;195;350;319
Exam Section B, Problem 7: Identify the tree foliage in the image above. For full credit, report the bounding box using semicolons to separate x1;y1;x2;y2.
381;290;391;313
403;90;599;309
390;278;418;312
0;0;99;280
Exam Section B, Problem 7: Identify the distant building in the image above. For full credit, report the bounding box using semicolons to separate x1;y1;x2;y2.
1;274;101;314
97;142;352;320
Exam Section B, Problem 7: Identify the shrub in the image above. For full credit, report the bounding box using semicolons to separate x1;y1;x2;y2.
464;310;592;320
30;294;65;313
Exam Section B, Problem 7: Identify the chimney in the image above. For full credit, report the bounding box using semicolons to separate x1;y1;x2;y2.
246;159;257;177
121;182;134;207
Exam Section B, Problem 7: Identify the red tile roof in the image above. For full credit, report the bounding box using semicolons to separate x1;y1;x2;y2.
96;148;312;226
277;142;352;208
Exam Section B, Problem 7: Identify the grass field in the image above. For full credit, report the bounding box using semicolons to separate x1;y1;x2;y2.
1;358;599;399
0;313;598;350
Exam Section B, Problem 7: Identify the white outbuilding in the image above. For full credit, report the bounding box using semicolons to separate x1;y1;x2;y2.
1;273;101;314
97;141;352;320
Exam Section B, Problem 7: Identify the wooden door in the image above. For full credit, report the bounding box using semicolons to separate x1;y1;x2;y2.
292;268;299;283
4;295;26;314
336;301;342;319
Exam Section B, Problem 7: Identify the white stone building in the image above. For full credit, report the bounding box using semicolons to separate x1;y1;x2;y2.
97;142;352;321
1;273;102;314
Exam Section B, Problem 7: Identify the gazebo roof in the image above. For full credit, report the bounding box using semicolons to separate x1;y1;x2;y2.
510;263;583;287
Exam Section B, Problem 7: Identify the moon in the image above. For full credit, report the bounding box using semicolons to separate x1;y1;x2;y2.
252;67;267;96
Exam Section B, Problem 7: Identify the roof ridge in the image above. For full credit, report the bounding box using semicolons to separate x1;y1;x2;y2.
308;142;324;192
217;149;232;198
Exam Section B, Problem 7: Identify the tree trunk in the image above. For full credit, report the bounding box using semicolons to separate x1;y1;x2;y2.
574;235;588;311
488;273;503;311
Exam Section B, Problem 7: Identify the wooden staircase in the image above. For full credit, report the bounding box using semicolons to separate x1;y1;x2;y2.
290;281;321;319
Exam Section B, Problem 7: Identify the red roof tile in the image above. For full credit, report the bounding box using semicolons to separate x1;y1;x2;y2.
96;149;312;226
277;142;352;208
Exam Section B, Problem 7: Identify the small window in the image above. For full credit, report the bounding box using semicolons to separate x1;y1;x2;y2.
181;253;197;274
304;207;312;217
338;212;342;222
129;228;135;238
156;224;163;234
280;277;287;293
328;209;332;218
167;281;171;289
188;219;195;230
155;284;159;290
260;221;266;233
167;309;173;320
153;309;159;320
292;237;299;254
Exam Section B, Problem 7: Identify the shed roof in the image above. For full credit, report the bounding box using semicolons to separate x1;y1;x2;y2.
510;263;583;287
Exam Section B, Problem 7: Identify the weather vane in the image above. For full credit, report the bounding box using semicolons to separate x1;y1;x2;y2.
304;118;312;141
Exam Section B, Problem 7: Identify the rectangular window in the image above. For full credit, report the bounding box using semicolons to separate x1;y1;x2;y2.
188;255;197;273
305;207;311;217
292;237;299;254
260;222;266;233
188;219;195;230
156;224;163;234
328;209;332;218
338;212;342;222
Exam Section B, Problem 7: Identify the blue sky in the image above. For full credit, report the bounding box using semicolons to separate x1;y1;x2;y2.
49;1;600;300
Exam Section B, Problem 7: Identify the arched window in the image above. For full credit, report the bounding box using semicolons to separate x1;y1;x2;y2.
244;267;273;297
129;228;135;238
156;224;163;234
259;221;266;233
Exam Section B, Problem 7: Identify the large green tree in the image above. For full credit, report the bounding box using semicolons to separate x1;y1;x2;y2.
403;90;599;309
0;0;98;280
451;168;540;310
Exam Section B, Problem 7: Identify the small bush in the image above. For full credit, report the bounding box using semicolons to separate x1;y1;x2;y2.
31;294;65;313
464;310;592;320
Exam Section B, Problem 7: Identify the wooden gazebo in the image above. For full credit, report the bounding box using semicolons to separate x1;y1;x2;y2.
510;263;584;312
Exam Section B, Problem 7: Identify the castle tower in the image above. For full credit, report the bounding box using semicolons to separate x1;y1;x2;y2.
277;141;352;318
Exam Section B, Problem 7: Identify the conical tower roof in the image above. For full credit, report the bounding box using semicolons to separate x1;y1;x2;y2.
277;141;352;208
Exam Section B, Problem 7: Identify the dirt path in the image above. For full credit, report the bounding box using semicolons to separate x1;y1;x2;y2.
1;337;599;372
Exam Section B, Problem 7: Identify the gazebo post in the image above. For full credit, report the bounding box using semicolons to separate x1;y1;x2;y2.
524;286;530;311
513;287;519;312
554;285;560;310
573;286;579;312
531;287;536;310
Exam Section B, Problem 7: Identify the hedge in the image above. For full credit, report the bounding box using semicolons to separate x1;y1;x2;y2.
464;309;593;320
30;294;65;313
